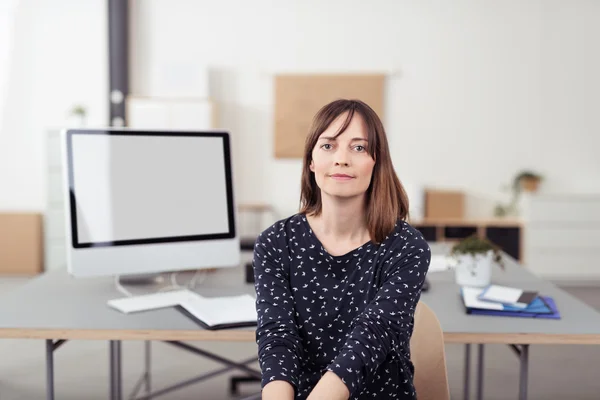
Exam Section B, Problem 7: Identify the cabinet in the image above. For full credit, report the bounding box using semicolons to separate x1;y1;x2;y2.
521;193;600;280
410;218;523;262
0;213;43;275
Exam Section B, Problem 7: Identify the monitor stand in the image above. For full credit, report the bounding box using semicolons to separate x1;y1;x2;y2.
114;270;209;298
118;273;163;285
114;273;165;298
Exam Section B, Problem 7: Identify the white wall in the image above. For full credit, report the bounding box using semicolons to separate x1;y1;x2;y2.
129;0;600;220
0;0;18;132
539;1;600;192
1;0;599;221
0;0;108;211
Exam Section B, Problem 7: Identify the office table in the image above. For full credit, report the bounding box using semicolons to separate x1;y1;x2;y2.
423;243;600;400
1;245;600;400
0;267;258;400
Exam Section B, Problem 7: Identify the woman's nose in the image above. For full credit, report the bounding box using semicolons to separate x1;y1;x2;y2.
334;150;350;166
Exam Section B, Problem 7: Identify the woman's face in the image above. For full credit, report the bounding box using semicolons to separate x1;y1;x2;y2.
310;112;376;200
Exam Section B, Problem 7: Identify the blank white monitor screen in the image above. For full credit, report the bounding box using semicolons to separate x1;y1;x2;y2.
66;130;235;248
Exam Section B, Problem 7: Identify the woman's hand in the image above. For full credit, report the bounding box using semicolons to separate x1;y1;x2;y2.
307;371;350;400
262;380;295;400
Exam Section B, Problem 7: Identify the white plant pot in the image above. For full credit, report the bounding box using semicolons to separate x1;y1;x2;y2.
454;251;493;287
67;114;86;127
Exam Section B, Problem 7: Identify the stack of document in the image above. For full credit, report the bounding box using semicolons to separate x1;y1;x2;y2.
478;285;539;308
460;285;560;319
107;289;258;330
178;293;258;330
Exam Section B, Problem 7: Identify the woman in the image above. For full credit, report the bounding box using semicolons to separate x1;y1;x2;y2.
252;99;430;400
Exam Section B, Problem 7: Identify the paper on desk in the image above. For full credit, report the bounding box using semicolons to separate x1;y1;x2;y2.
477;285;538;308
462;287;504;310
107;289;193;313
108;290;258;327
181;294;257;326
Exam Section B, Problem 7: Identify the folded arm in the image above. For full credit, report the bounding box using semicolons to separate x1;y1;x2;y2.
318;234;431;398
253;229;304;399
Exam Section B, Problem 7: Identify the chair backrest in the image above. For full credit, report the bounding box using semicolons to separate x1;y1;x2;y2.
410;301;450;400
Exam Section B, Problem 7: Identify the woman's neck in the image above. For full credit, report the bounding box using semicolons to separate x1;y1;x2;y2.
309;194;369;243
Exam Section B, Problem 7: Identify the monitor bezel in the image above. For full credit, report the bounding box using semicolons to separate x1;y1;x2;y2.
65;129;237;249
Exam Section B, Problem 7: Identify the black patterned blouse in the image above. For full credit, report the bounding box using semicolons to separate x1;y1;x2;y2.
253;213;430;399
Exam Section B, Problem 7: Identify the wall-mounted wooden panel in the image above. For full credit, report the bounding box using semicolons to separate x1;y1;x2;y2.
274;74;385;158
0;213;43;275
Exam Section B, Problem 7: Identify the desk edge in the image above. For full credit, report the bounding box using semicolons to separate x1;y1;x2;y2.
2;329;600;345
444;332;600;344
0;328;256;342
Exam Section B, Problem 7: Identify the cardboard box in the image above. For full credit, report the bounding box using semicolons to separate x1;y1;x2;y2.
425;190;465;219
0;213;43;275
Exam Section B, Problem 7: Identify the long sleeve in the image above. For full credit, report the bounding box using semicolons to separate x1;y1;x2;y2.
326;236;430;397
253;229;304;392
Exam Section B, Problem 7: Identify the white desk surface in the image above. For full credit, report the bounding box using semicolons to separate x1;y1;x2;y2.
1;244;600;344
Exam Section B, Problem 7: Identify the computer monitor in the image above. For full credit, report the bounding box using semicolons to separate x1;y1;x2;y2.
61;128;240;278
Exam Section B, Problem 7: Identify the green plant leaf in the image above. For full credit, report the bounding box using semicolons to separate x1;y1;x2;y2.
449;234;505;269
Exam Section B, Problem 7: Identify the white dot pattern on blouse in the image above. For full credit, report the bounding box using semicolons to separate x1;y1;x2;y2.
253;213;431;399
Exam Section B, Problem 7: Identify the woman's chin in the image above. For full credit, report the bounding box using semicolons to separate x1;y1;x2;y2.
323;190;367;201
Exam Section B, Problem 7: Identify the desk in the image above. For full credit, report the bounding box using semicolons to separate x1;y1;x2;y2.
0;267;258;400
423;243;600;400
1;246;600;400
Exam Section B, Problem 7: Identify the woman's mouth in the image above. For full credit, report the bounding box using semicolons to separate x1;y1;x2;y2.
330;174;354;181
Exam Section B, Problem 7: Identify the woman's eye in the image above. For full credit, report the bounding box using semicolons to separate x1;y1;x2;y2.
321;143;332;150
355;145;365;152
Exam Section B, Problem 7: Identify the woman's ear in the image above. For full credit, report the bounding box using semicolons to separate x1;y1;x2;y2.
309;160;315;172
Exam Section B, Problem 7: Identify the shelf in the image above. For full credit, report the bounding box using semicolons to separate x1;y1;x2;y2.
411;218;523;262
410;217;522;227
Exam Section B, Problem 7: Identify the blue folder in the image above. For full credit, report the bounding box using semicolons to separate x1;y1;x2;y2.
468;296;561;319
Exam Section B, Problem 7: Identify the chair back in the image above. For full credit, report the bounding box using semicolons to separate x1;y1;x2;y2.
410;301;450;400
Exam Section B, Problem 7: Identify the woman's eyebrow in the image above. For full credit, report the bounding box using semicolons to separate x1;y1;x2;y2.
318;137;368;141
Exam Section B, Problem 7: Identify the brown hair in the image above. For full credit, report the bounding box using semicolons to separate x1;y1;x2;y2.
299;99;410;244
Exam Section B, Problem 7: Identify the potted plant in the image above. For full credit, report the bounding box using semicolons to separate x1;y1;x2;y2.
68;104;87;127
449;234;504;287
513;170;543;193
494;170;544;217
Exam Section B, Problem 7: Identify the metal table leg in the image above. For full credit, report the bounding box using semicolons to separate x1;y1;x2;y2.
45;339;66;400
145;340;151;396
464;343;471;400
132;340;261;400
134;356;259;400
46;340;55;400
477;344;484;400
129;341;154;399
519;345;529;400
509;344;530;400
110;340;122;400
164;341;261;378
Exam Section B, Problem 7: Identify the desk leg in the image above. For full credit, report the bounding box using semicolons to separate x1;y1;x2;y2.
145;340;151;397
110;340;122;400
464;344;471;400
45;339;66;400
509;344;529;400
477;344;484;400
519;345;529;400
46;340;55;400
